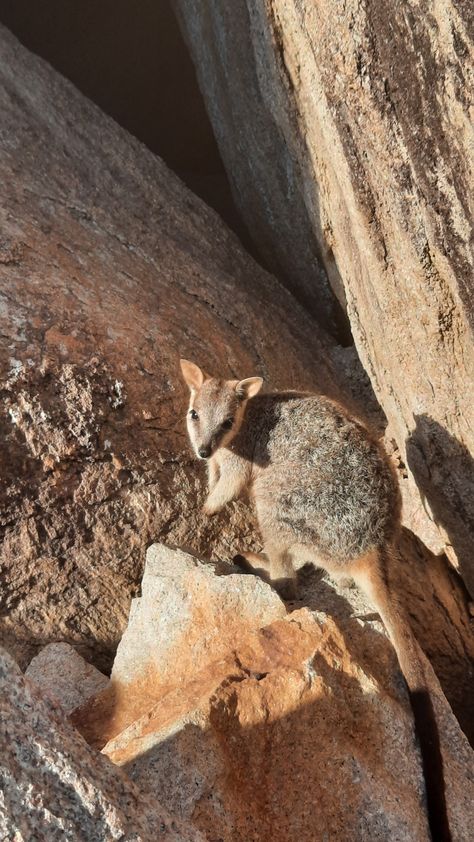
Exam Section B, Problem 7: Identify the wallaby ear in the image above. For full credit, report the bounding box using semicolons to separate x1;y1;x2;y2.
180;359;204;391
235;377;263;400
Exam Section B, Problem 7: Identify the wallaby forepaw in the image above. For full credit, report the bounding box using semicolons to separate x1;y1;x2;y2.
202;499;219;516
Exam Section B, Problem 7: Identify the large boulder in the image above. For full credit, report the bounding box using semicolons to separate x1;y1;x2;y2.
0;649;202;842
71;539;474;748
173;0;474;592
0;23;355;671
71;543;286;746
76;548;473;842
103;611;436;842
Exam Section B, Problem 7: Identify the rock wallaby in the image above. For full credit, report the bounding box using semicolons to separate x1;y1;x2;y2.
180;358;451;842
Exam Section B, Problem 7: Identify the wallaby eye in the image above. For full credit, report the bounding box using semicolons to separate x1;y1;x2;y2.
189;409;199;420
222;417;234;431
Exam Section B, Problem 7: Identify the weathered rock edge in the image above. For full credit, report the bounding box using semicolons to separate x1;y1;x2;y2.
74;546;474;842
0;648;203;842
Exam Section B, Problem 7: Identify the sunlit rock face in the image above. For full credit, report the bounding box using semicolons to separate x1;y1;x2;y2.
74;546;474;842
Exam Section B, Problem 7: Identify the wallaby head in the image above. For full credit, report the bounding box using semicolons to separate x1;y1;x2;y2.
179;359;263;460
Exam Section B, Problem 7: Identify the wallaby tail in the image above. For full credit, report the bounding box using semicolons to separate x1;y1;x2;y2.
353;545;452;842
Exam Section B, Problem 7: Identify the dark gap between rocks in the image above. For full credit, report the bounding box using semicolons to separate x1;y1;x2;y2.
0;0;257;258
0;0;356;346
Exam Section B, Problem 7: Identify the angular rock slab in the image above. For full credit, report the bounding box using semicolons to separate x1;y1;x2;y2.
0;649;203;842
103;609;474;842
25;642;109;714
71;543;286;746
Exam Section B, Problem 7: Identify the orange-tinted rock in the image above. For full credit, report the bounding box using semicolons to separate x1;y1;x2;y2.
69;548;473;841
295;527;474;746
71;543;286;747
103;608;474;842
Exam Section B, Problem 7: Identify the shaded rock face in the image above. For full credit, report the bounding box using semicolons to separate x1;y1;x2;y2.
0;24;357;671
72;547;474;842
0;0;252;248
172;0;351;343
173;0;474;593
379;529;474;744
25;642;109;714
0;649;202;842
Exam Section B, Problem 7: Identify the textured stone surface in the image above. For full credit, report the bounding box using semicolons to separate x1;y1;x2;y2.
67;547;474;840
0;23;359;672
25;642;109;714
73;537;474;748
71;543;286;746
174;0;474;592
389;530;474;743
102;606;474;842
0;649;203;842
295;526;474;745
173;0;352;343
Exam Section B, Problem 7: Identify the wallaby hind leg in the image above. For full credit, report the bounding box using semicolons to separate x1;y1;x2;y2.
264;542;298;600
234;546;298;600
234;550;270;574
233;550;271;579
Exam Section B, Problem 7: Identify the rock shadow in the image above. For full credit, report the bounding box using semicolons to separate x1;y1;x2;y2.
235;548;474;744
406;414;474;597
117;617;433;842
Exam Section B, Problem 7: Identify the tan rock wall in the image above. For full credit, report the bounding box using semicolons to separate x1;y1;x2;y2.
174;0;474;592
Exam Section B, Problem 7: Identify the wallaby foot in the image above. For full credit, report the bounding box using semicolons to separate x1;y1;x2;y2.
274;576;299;601
233;550;272;580
264;544;298;601
233;549;298;601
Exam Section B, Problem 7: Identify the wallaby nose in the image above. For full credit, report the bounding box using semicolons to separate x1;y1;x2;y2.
198;446;211;459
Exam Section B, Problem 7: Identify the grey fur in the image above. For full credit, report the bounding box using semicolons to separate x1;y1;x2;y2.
242;392;400;566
